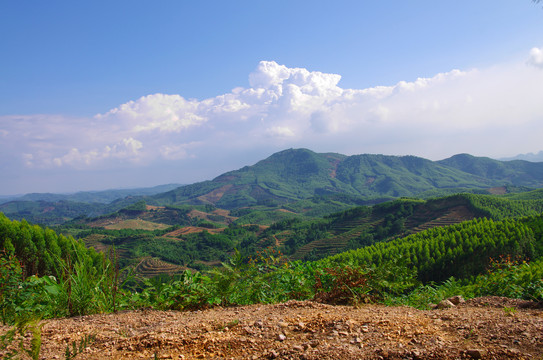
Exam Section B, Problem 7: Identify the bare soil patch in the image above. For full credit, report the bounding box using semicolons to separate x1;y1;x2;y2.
164;226;224;238
146;205;166;211
3;297;541;359
104;219;170;231
488;187;507;195
278;209;296;214
196;184;233;204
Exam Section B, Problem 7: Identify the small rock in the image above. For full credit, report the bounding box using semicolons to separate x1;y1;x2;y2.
254;320;264;328
278;321;289;328
437;299;455;309
448;295;465;305
292;345;304;352
465;349;486;359
277;333;287;341
350;336;362;344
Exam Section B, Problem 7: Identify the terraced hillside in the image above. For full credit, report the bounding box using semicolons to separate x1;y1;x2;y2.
406;205;476;234
290;196;485;261
135;257;187;277
290;215;382;261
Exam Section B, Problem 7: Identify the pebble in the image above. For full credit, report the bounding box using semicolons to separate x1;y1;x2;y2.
437;299;455;309
465;349;486;359
448;295;465;305
277;333;287;341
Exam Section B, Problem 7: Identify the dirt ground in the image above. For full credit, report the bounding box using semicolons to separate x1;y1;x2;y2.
2;297;542;360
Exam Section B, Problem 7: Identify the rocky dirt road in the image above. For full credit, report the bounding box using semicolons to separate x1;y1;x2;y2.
2;297;542;359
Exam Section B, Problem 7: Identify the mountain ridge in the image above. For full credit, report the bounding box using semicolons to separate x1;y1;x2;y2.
149;148;543;209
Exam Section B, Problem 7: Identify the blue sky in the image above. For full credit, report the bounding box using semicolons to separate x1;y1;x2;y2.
1;1;543;195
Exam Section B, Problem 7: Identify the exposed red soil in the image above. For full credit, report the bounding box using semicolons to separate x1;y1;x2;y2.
488;187;507;195
146;205;166;211
327;157;342;179
278;209;296;214
163;226;225;238
196;185;233;204
212;209;232;217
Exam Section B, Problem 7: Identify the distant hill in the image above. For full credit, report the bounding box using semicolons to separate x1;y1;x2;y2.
0;183;183;205
0;184;182;225
149;149;543;209
499;150;543;162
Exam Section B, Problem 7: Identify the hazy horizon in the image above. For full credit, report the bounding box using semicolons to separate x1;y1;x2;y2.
2;1;543;195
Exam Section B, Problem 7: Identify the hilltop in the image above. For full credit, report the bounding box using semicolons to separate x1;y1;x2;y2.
150;149;543;209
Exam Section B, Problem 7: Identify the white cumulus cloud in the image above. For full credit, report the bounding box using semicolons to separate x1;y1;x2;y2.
528;47;543;69
4;47;543;186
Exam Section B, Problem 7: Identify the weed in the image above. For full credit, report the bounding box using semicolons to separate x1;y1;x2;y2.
503;306;517;316
64;333;96;360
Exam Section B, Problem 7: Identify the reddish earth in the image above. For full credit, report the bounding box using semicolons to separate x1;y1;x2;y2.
327;156;342;179
164;226;225;238
212;209;232;217
187;209;237;225
2;297;541;359
277;209;296;214
196;185;233;204
488;187;507;195
146;205;166;211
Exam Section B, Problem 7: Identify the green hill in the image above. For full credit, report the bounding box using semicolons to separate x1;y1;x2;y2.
438;153;543;186
150;149;543;209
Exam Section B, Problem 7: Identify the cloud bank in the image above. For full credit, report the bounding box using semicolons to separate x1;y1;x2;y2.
2;47;543;192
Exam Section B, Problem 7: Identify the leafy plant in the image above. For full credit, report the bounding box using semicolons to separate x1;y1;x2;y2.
502;306;517;316
314;265;372;305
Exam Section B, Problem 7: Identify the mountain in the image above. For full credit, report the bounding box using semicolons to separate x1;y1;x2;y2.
149;149;543;209
438;153;543;185
0;183;183;205
499;150;543;162
0;184;182;225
